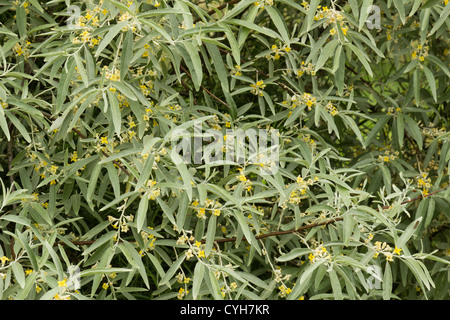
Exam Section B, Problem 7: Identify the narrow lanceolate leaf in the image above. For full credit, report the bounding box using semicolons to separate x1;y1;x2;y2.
178;42;203;91
170;151;193;201
56;57;76;113
383;261;392;300
159;255;186;287
107;90;122;137
205;43;229;93
348;43;373;77
136;195;149;233
403;114;423;150
393;0;406;25
95;21;128;57
0;106;10;140
265;6;290;43
306;0;320;31
11;262;26;289
192;262;205;300
397;217;422;250
359;0;373;31
120;30;134;81
289;260;326;300
315;39;339;72
428;3;450;36
422;65;437;102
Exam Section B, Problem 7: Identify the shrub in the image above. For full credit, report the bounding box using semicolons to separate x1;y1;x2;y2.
0;0;449;300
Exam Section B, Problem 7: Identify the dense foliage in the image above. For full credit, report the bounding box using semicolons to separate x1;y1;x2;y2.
0;0;449;300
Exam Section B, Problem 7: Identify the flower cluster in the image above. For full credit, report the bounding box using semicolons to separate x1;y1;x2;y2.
411;42;429;61
301;131;317;148
146;0;162;7
13;41;31;58
71;6;106;47
185;240;207;260
138;229;157;256
287;176;318;205
266;44;291;61
192;198;223;219
146;179;161;200
278;284;293;298
416;172;432;196
373;241;402;262
108;214;134;233
421;124;446;139
283;92;317;114
301;92;317;111
0;98;8;109
311;6;349;36
325;101;338;116
118;11;140;32
176;272;191;285
308;245;331;264
254;0;274;10
274;267;292;283
377;149;399;163
221;282;238;298
387;106;402;115
104;67;120;81
177;287;189;299
237;168;253;192
32;155;59;185
296;61;316;77
250;80;266;96
230;65;242;76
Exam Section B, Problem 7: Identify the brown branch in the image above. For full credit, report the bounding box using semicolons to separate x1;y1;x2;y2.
56;185;449;249
203;184;450;244
180;64;229;108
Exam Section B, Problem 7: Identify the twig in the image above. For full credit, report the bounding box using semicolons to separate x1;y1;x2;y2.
202;184;450;244
180;64;229;108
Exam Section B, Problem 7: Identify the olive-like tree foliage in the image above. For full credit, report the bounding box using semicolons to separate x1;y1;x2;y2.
0;0;448;300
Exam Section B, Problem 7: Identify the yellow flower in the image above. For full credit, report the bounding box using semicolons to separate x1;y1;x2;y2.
393;246;402;255
101;136;108;144
198;250;205;258
36;285;42;293
25;269;33;276
330;28;336;35
58;279;67;287
0;256;10;264
102;283;109;290
238;174;247;182
71;151;78;162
